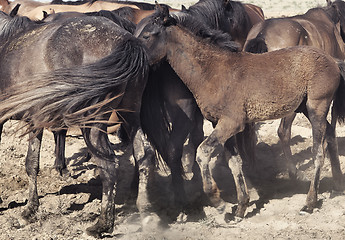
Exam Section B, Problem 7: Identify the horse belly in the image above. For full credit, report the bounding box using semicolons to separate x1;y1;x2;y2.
245;95;305;122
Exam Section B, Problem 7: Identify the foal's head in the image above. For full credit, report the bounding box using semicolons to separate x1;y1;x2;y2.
134;4;176;65
135;4;239;65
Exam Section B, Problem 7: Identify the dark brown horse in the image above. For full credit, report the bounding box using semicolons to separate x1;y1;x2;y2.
180;0;264;48
243;4;345;179
0;12;153;237
135;7;345;219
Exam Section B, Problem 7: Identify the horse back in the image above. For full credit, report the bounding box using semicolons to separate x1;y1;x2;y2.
243;3;264;26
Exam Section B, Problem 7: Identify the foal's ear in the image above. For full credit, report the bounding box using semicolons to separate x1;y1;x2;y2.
326;0;333;6
181;5;187;11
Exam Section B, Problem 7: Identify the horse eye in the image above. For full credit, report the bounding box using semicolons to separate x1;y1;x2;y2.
142;32;150;39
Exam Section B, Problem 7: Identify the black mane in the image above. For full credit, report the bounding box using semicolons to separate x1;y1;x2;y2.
173;12;240;52
182;0;250;33
0;13;37;42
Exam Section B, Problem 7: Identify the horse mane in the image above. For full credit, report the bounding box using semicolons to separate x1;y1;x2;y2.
183;0;225;29
0;12;37;42
85;10;136;33
224;0;251;31
172;12;240;52
50;0;89;5
111;6;135;20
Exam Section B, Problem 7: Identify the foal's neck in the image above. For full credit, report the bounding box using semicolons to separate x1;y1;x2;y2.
166;25;232;96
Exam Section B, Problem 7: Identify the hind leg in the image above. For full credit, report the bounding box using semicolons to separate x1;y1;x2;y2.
302;106;328;212
82;124;118;237
22;129;43;221
277;113;302;179
53;129;67;175
325;121;344;191
236;123;256;172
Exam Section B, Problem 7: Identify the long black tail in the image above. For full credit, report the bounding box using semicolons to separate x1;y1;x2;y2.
333;60;345;124
140;63;173;169
244;37;268;53
0;37;148;133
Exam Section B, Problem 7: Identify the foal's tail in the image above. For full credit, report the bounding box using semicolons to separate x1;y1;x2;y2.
333;60;345;124
244;37;268;53
0;37;148;133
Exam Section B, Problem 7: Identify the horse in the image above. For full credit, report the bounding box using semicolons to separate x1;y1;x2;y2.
0;12;154;237
0;0;48;15
135;6;345;219
243;4;345;179
137;1;264;213
180;0;264;48
327;0;345;41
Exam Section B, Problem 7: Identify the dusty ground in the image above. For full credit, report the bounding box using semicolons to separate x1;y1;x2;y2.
1;0;345;239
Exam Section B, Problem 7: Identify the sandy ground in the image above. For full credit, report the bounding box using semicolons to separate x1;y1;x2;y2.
1;0;345;239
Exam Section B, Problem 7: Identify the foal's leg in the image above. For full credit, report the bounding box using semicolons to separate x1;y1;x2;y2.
196;118;249;216
82;125;118;237
53;129;67;175
277;113;300;178
302;107;328;212
225;137;249;218
22;130;43;221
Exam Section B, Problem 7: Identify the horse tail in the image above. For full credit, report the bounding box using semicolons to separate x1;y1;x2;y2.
333;60;345;124
0;36;148;133
140;63;174;172
244;37;268;53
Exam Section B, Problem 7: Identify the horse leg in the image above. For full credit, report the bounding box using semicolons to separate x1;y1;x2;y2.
277;113;302;179
196;118;249;216
82;124;118;237
225;137;249;218
0;122;3;143
119;111;157;227
325;121;344;191
22;129;43;221
53;129;67;175
236;123;256;172
301;105;328;212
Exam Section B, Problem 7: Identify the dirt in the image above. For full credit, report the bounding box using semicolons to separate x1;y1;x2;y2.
1;0;345;239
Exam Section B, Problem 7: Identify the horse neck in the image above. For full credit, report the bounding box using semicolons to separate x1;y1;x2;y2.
165;26;232;94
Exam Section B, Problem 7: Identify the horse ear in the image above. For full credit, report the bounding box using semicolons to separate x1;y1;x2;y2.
163;16;176;27
9;3;20;17
223;0;233;11
181;5;187;11
43;11;48;19
326;0;333;6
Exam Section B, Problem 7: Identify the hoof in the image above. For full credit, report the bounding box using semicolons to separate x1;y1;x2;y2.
141;213;166;232
300;205;314;215
86;221;113;238
21;207;38;223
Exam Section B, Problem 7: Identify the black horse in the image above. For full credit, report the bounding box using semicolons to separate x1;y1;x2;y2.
0;12;153;237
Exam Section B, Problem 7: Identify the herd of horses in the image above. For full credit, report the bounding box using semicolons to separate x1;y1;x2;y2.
0;0;345;237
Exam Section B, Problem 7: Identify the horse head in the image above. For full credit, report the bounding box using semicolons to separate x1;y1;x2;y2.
327;0;345;42
135;4;176;65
